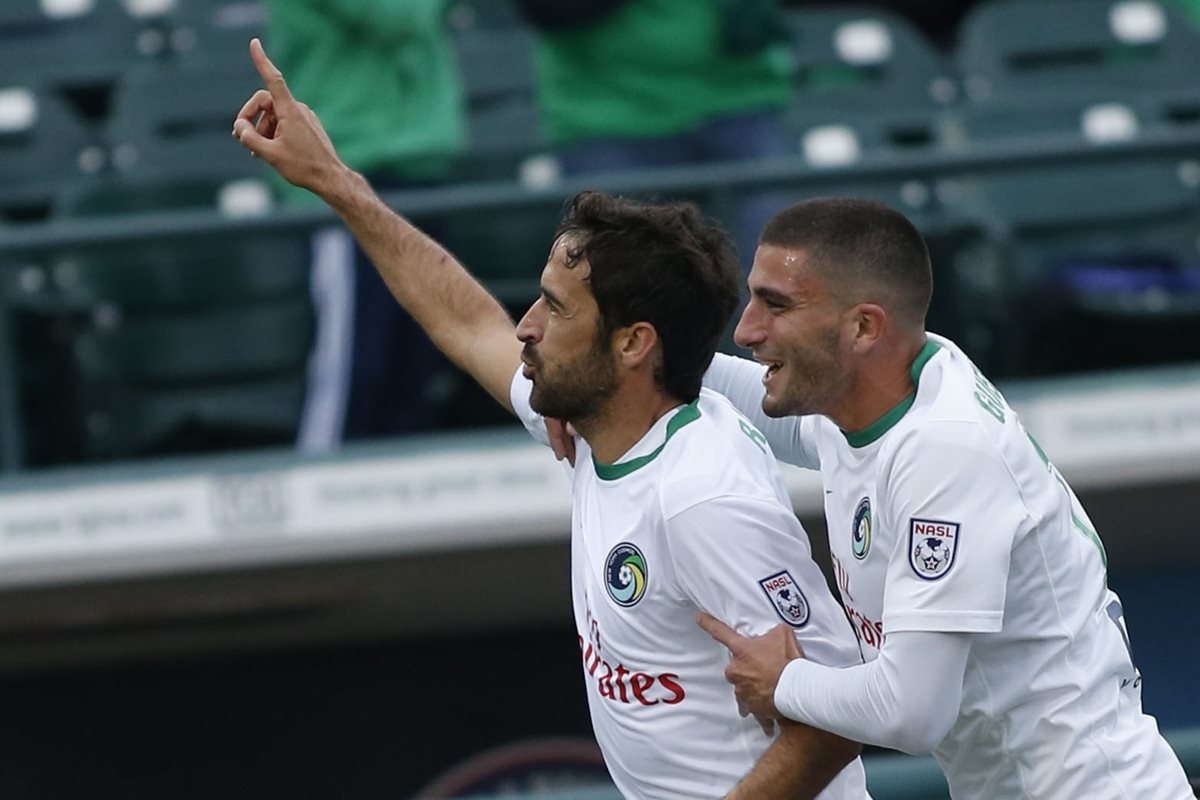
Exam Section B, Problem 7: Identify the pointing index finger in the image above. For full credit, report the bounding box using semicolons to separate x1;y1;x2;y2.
249;37;294;105
697;612;743;652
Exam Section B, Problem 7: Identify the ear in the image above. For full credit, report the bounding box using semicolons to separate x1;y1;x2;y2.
613;321;660;369
848;303;887;354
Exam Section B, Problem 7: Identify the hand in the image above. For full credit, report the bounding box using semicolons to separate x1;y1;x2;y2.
545;417;577;466
698;615;805;723
232;38;347;195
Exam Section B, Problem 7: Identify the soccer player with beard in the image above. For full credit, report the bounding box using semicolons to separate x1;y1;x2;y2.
232;40;870;799
692;198;1193;798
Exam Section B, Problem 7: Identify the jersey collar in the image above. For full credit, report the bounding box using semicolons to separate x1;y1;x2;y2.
843;339;942;448
593;399;702;481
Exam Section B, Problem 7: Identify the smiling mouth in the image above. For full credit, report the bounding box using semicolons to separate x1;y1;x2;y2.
758;358;783;383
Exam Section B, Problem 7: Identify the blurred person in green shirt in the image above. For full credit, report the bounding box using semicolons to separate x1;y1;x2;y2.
1177;0;1200;25
521;0;795;268
268;0;466;449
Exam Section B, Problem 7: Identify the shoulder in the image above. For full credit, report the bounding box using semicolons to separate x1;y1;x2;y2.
886;339;1005;458
657;390;784;515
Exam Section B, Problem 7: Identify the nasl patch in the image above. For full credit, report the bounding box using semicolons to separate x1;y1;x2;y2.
758;570;810;628
908;518;960;580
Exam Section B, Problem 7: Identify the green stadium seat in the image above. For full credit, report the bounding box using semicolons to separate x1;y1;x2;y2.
447;0;524;33
0;0;157;91
452;26;550;181
939;96;1142;151
957;0;1200;103
784;5;960;110
164;0;267;61
778;7;958;165
0;85;104;223
953;157;1200;375
7;227;314;464
102;56;266;183
445;26;555;311
10;83;313;468
50;55;274;221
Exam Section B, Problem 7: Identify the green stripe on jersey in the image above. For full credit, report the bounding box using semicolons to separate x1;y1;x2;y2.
844;339;942;448
593;400;702;481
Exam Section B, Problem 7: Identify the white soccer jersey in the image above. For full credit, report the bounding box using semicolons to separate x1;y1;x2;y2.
706;333;1192;799
511;370;869;800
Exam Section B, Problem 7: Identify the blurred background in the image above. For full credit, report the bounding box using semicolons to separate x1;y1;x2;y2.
1;0;1199;797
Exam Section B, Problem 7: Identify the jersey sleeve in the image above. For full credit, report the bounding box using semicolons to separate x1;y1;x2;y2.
879;421;1029;634
665;493;861;669
509;366;550;447
703;354;820;469
774;629;970;754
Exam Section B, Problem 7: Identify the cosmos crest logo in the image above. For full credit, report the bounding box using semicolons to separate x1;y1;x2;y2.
605;543;647;607
851;497;871;560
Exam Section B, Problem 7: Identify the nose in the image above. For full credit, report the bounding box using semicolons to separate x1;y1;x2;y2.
734;301;764;350
515;298;543;344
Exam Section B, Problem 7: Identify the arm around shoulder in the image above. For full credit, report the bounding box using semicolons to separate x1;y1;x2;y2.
703;354;815;468
774;629;969;754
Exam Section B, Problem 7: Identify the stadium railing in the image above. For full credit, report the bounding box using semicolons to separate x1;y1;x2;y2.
2;126;1199;472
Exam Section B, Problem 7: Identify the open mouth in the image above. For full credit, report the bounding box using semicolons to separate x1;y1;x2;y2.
761;360;783;384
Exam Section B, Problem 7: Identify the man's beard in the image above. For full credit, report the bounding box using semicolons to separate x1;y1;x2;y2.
527;341;619;422
764;326;843;418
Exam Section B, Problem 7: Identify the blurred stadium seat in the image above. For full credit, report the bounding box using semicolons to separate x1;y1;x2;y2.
448;0;523;33
953;156;1200;374
162;0;267;61
0;84;104;224
784;5;958;109
0;32;313;465
445;23;556;314
4;228;313;463
778;5;956;166
63;55;271;214
0;0;158;91
452;24;550;183
957;0;1200;103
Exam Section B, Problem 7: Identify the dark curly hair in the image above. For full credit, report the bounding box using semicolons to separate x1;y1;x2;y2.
553;191;742;403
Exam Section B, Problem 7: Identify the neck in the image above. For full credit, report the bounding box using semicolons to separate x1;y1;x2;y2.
574;384;685;465
832;335;927;434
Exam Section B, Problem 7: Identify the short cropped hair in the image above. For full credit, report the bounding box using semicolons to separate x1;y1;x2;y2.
760;197;933;328
554;191;741;402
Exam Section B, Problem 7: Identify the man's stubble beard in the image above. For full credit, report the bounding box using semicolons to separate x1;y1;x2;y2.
764;325;845;419
528;341;620;423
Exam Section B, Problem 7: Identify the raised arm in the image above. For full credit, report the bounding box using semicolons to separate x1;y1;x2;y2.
232;38;521;412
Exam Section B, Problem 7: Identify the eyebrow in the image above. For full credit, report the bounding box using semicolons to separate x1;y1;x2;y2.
540;285;565;310
752;285;795;306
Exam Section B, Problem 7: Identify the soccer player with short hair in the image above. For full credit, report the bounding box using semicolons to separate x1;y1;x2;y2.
694;197;1193;798
233;40;869;799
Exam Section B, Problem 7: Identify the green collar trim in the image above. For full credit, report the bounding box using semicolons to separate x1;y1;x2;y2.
843;339;942;448
593;400;702;481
